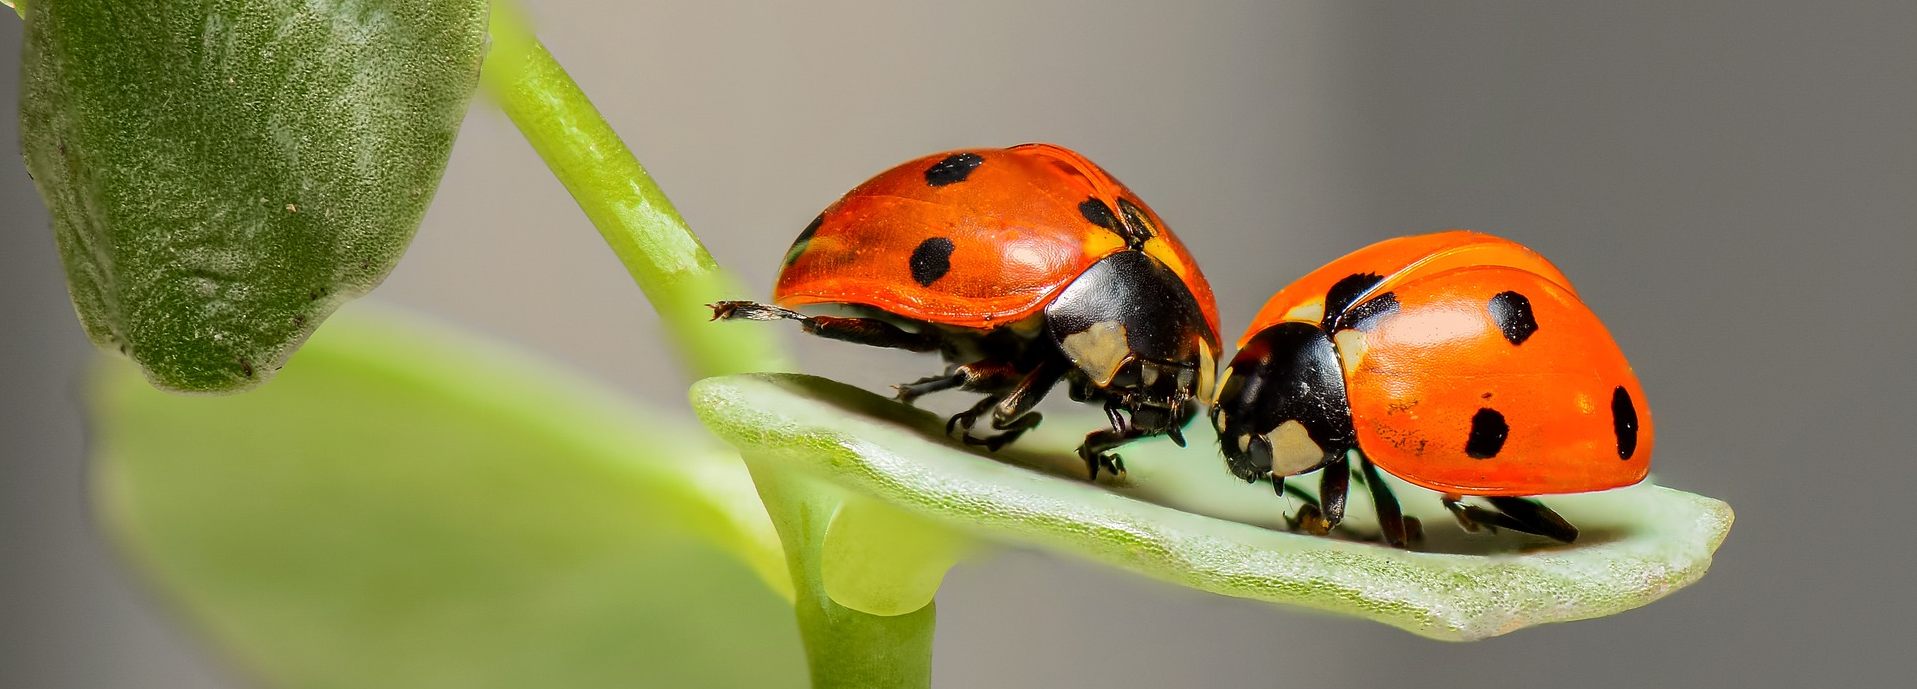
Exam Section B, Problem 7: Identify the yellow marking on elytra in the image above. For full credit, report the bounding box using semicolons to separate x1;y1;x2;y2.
1211;363;1234;406
1284;299;1326;324
1061;321;1131;387
1269;420;1326;475
1196;342;1218;401
1334;329;1369;373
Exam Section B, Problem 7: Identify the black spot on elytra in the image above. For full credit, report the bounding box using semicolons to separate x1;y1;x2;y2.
1114;198;1157;246
924;153;984;187
1465;408;1509;459
1323;273;1384;329
1487;291;1539;345
783;213;824;265
1338;292;1400;332
909;237;956;286
239;359;255;378
1612;386;1639;459
1079;197;1120;232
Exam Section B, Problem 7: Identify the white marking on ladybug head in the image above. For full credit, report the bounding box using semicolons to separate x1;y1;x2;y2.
1269;420;1326;476
1060;321;1131;387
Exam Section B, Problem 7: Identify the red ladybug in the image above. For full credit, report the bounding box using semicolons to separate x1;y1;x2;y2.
1210;231;1652;546
713;144;1220;479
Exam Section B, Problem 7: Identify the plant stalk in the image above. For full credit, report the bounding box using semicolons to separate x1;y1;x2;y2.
480;5;784;380
753;466;937;689
480;7;934;687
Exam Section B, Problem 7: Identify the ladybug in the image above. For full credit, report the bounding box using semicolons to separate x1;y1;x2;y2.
1210;231;1651;546
712;144;1221;479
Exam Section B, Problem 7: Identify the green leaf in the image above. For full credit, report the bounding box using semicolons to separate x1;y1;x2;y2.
93;305;805;689
692;373;1735;642
20;1;486;393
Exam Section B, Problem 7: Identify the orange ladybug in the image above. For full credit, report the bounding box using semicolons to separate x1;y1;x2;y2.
713;144;1220;479
1210;231;1651;546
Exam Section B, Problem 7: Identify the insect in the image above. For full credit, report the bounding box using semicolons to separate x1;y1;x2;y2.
712;144;1221;480
1210;231;1651;546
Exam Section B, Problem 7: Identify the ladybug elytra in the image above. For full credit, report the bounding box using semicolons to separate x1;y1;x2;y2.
1210;231;1652;546
713;144;1220;479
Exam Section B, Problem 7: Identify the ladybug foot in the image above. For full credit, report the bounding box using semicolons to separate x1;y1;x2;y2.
944;400;1042;453
1400;516;1425;545
1285;503;1335;536
1441;495;1577;543
1076;447;1127;481
960;429;1025;453
895;372;960;407
945;412;980;439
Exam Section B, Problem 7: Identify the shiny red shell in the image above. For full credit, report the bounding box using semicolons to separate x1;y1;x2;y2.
1239;231;1652;496
773;144;1219;335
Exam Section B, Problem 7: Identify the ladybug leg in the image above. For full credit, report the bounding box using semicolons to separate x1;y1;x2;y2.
946;359;1066;451
1077;405;1147;482
895;372;964;405
708;301;940;352
971;359;1068;451
946;395;997;435
1441;496;1578;543
1289;455;1350;536
895;359;1023;405
1356;455;1418;548
1486;497;1578;543
1076;431;1139;481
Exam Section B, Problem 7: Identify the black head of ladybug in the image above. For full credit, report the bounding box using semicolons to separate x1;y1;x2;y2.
1044;250;1219;449
1210;321;1357;484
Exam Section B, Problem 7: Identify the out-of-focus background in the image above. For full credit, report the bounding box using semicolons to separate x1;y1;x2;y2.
4;1;1912;687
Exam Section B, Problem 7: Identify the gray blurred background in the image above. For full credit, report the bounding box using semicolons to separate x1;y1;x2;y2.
4;1;1913;687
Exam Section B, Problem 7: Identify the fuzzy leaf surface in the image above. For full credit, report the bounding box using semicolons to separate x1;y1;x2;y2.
21;0;485;392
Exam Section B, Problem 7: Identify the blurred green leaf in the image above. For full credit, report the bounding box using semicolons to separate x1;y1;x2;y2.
692;373;1735;642
20;0;486;393
93;305;805;689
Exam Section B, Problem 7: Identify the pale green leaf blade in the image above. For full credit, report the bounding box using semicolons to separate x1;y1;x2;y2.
94;306;804;689
21;1;486;393
692;373;1734;642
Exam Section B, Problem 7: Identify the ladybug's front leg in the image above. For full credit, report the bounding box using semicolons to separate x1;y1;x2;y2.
1077;412;1148;482
1287;455;1350;536
709;301;941;352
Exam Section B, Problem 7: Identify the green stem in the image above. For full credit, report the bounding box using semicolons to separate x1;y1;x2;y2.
480;7;934;687
753;466;937;689
480;6;783;380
